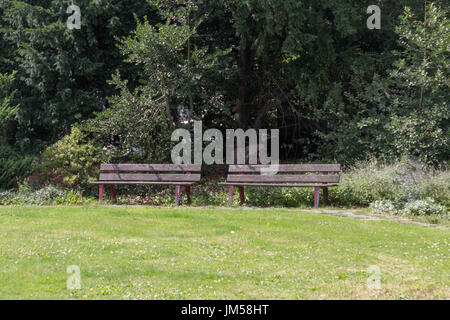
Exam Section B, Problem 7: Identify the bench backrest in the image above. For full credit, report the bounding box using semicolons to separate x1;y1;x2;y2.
226;164;340;183
99;164;201;182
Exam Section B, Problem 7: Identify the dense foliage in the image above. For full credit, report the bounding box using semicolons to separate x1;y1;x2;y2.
0;0;153;148
0;71;33;189
0;0;448;191
37;126;106;190
85;0;449;165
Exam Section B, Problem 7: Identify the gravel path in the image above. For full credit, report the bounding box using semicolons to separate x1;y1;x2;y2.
304;209;448;230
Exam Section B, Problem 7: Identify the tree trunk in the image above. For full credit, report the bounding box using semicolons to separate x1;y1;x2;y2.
233;42;254;129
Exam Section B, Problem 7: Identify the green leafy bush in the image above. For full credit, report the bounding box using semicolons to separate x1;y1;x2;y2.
328;161;399;207
402;198;446;216
37;127;106;191
369;200;398;215
421;171;450;208
329;160;449;208
0;185;91;205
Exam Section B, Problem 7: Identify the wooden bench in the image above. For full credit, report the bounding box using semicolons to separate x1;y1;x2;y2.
219;164;340;208
90;164;201;205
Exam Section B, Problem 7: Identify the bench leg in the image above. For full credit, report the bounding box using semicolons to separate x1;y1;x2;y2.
185;186;191;205
314;186;320;208
110;185;117;201
99;184;104;202
228;186;234;206
322;172;329;205
175;185;181;206
239;186;245;205
322;187;329;205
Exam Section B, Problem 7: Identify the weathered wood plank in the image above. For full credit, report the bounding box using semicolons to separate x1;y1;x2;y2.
219;183;339;187
227;174;339;183
98;173;201;182
100;164;202;172
90;181;195;185
228;164;340;173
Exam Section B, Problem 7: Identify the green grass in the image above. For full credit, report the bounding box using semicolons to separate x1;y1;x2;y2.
0;206;448;299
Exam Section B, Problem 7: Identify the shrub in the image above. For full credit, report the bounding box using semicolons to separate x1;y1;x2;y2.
37;127;106;191
328;161;400;207
0;143;33;190
402;198;446;216
421;170;450;208
0;185;91;206
329;160;449;208
370;200;398;215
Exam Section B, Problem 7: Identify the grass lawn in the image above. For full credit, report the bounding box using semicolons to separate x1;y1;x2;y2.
0;206;448;300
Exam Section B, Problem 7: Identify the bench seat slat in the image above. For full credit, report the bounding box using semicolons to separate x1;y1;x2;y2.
99;173;200;182
229;164;340;173
219;183;338;187
100;164;201;172
227;174;339;183
90;181;195;185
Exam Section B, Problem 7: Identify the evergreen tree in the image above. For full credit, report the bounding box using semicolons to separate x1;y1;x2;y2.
0;0;153;150
0;71;32;190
